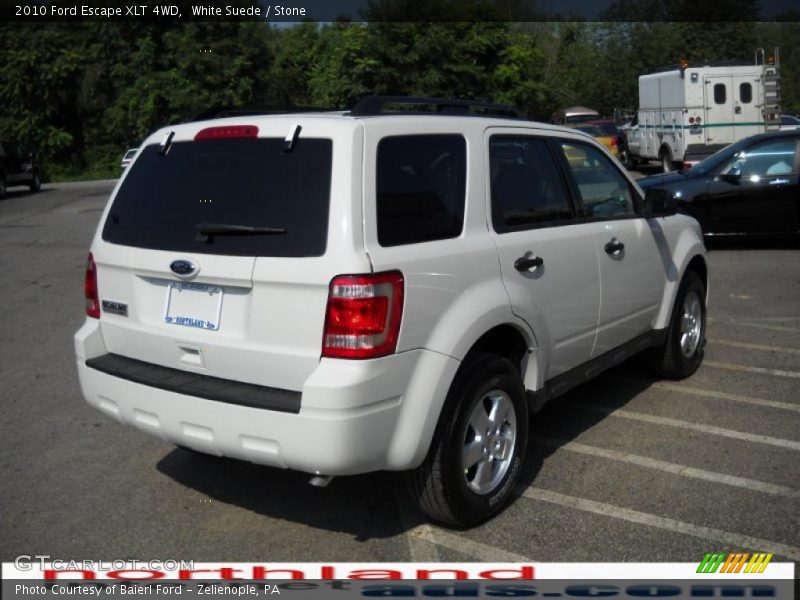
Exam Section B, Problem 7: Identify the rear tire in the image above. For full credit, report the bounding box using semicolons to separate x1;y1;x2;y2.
621;151;637;170
408;352;528;527
648;270;706;379
660;146;675;173
29;171;41;192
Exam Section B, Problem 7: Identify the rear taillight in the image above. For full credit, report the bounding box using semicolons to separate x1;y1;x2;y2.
322;271;404;359
85;253;100;319
611;136;619;148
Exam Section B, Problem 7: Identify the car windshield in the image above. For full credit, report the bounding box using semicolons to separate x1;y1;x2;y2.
687;137;755;176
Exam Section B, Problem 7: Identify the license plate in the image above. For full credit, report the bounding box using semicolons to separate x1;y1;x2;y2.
164;281;223;330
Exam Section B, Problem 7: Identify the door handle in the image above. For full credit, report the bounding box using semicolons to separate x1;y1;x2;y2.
514;255;544;272
604;238;625;255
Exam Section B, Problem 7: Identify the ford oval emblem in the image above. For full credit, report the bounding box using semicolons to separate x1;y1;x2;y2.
170;259;197;277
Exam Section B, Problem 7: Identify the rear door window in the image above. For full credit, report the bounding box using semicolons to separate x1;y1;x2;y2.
102;137;333;257
489;136;573;231
739;83;752;104
714;84;727;104
376;134;466;247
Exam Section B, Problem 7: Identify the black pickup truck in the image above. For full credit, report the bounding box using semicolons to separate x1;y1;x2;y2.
0;141;41;197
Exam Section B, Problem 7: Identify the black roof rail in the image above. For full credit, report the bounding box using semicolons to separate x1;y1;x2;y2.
348;95;522;118
190;105;346;121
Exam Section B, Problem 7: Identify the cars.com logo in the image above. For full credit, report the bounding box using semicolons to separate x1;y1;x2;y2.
697;552;773;574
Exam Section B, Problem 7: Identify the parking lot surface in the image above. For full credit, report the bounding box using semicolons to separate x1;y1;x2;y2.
1;181;798;567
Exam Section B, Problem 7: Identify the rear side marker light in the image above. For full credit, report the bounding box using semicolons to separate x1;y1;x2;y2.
85;253;100;319
322;271;404;359
194;125;259;141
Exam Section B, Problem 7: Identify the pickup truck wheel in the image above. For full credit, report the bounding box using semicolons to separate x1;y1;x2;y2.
408;352;528;527
660;147;675;173
648;270;706;379
29;171;41;192
621;151;637;170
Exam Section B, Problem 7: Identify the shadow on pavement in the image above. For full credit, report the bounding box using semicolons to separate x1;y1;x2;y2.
156;447;411;540
157;361;659;535
518;362;655;491
704;237;800;250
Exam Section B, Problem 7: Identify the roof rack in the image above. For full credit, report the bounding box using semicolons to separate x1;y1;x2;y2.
190;105;345;121
348;95;522;118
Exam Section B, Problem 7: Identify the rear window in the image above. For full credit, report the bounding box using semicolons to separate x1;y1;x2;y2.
376;134;466;247
595;123;619;136
739;83;752;104
565;114;599;124
102;137;332;257
714;84;727;104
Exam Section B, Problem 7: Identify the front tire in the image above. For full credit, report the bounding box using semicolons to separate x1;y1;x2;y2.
648;270;706;379
408;352;529;527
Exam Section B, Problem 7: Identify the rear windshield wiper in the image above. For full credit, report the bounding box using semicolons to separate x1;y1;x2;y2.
195;222;287;242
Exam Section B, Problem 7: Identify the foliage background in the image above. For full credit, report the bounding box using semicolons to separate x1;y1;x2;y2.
1;0;798;180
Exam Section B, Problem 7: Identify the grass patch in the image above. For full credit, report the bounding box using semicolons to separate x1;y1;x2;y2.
47;164;120;183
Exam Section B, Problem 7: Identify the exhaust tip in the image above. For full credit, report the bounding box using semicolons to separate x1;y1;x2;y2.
308;474;334;488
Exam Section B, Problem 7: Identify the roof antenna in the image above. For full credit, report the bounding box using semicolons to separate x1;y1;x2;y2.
159;131;175;156
284;124;301;152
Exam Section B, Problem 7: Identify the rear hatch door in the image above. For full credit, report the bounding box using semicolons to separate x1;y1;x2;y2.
94;120;363;391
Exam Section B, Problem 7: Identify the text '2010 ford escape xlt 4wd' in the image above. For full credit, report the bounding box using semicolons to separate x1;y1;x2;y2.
75;97;708;527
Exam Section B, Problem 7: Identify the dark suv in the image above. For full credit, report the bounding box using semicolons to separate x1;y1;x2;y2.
0;142;42;197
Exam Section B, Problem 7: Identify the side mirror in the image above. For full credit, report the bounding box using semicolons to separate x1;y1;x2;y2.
718;172;741;184
644;188;678;217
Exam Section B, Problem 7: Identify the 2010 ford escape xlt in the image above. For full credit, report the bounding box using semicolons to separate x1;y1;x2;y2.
75;97;708;527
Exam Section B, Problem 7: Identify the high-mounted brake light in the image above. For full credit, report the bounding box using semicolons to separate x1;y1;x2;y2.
85;253;100;319
322;271;404;359
194;125;259;141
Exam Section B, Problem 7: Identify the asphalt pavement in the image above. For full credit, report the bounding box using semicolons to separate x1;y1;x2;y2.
1;180;798;568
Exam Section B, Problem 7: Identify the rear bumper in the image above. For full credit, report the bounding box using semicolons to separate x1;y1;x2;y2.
75;320;459;476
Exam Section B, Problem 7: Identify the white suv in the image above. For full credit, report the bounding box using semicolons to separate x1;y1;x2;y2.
75;97;707;526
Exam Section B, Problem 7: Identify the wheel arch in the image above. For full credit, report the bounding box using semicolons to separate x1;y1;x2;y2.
653;224;708;330
385;319;538;472
464;324;530;374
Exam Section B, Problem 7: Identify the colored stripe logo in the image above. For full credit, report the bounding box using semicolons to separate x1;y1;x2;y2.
697;552;773;574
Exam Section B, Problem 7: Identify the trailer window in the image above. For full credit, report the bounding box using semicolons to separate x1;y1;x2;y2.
714;84;727;104
739;83;752;104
